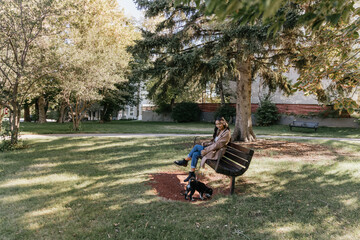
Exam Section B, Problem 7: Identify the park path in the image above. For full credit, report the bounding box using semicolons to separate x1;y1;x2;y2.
20;133;360;142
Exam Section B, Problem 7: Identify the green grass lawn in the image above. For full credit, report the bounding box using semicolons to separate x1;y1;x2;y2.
19;121;214;135
17;120;360;138
1;137;359;239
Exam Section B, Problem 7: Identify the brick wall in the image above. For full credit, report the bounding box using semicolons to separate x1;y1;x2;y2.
197;103;333;115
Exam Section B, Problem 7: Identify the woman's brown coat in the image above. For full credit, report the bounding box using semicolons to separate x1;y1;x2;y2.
200;129;231;168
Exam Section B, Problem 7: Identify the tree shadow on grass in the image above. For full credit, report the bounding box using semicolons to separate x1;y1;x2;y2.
103;164;358;239
1;137;359;239
208;164;360;239
115;163;360;239
0;136;194;239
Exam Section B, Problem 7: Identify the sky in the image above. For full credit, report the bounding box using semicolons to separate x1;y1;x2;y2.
117;0;143;20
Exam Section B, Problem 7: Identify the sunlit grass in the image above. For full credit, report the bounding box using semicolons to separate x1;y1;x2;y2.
0;137;359;239
18;120;360;139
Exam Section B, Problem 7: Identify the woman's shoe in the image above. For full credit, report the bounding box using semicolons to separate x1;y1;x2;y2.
184;171;196;182
174;159;188;167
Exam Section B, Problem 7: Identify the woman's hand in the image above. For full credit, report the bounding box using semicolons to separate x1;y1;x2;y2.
201;141;212;147
201;150;206;156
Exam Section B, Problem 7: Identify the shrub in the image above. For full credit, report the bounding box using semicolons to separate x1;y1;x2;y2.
154;103;172;114
255;97;279;126
0;121;28;151
214;104;236;123
171;102;201;122
318;108;350;118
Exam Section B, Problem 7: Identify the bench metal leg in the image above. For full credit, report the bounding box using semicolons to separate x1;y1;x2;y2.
230;176;236;195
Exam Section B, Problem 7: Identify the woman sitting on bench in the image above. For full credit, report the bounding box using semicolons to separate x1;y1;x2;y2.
174;117;231;182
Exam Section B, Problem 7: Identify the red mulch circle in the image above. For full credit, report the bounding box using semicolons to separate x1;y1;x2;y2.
147;170;247;202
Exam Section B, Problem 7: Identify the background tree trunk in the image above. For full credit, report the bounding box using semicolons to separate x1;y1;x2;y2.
232;58;256;142
72;113;80;131
23;102;31;122
100;102;111;122
34;99;39;122
217;79;225;106
68;99;88;131
136;82;141;118
38;96;47;123
57;101;67;123
0;106;4;132
10;104;21;145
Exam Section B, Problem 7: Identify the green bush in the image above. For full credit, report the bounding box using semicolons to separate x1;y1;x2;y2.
318;108;350;118
154;103;172;114
0;121;28;151
171;102;201;122
214;104;236;123
255;97;279;126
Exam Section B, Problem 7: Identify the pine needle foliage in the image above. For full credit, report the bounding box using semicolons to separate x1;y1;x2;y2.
129;0;297;104
255;95;280;126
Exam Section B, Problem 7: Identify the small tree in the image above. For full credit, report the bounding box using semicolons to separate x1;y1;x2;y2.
255;95;279;126
0;106;5;132
0;0;60;144
53;0;139;130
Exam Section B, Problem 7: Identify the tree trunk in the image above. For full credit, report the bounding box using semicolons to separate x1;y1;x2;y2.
70;105;81;131
232;58;256;142
57;101;67;123
72;113;80;131
24;102;31;122
0;105;4;132
217;79;225;106
136;82;141;119
10;104;21;145
100;102;110;123
38;96;47;123
170;97;175;108
69;99;87;131
34;98;39;122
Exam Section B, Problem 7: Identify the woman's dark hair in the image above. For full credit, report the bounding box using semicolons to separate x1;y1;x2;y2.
212;117;230;139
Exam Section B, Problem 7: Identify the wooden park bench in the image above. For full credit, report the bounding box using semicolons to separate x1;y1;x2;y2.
205;142;254;195
289;120;319;132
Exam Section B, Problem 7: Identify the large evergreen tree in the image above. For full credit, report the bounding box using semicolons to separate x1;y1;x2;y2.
130;0;296;142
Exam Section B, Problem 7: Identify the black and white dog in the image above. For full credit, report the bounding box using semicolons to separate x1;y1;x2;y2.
184;177;213;201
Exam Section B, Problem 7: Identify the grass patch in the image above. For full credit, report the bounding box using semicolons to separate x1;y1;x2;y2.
1;137;359;239
19;121;214;135
254;124;360;138
18;120;360;139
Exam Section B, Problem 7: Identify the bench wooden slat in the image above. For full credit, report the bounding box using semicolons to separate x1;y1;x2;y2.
208;159;242;176
228;142;254;155
219;158;242;171
207;160;233;176
222;155;246;169
224;150;249;164
224;152;249;167
225;148;251;162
